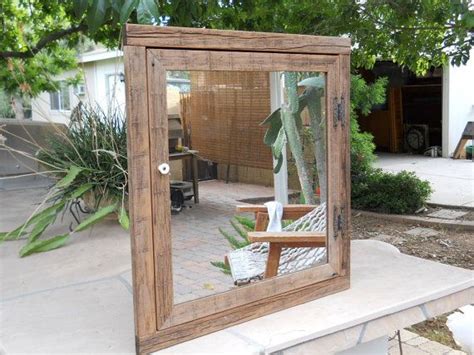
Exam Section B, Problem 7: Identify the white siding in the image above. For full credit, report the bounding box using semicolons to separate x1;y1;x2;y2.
442;51;474;157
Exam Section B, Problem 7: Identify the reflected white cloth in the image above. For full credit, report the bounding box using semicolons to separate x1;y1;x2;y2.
264;201;283;232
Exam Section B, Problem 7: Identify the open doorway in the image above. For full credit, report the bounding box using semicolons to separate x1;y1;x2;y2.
358;61;442;155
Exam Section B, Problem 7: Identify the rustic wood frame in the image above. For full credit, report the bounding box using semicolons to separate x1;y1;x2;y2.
123;24;351;354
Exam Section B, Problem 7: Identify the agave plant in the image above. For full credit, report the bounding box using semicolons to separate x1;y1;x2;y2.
210;215;255;275
0;103;129;257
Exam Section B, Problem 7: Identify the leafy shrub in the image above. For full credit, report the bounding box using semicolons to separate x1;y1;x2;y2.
352;169;432;214
349;75;432;214
350;74;387;176
0;103;129;257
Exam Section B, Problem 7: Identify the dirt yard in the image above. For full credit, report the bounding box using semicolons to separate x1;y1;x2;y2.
352;212;472;350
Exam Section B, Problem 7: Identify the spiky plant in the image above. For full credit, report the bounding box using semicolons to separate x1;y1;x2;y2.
0;103;129;257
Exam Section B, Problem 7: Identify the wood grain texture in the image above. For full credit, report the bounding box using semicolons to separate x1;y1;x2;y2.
123;46;157;338
248;231;326;243
168;263;336;327
255;212;269;231
123;28;351;353
237;204;318;220
124;24;351;54
325;60;342;275
265;244;282;278
146;52;174;329
148;49;336;72
339;54;351;277
139;276;349;353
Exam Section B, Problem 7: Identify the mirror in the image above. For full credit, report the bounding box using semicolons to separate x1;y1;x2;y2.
164;70;328;304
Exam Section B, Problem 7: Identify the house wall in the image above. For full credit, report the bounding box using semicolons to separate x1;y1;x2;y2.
31;57;125;125
442;52;474;157
31;70;81;124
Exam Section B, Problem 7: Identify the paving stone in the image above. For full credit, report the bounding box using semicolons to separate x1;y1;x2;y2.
0;278;135;353
399;329;419;342
445;350;467;355
418;340;456;354
427;209;467;220
390;344;429;354
404;227;439;238
405;335;430;346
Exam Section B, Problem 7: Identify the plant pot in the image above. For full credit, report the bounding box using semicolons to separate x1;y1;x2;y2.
82;191;128;221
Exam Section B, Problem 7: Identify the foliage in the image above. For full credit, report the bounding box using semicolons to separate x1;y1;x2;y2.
206;0;474;74
352;169;433;214
348;74;432;214
0;90;14;118
262;73;326;204
211;216;254;275
350;74;388;175
1;0;472;101
0;104;129;256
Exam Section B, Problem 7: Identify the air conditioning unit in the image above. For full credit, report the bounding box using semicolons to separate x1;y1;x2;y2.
404;124;429;153
74;84;86;96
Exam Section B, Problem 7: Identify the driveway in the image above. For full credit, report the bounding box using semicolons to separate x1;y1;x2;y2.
376;153;474;208
0;179;274;353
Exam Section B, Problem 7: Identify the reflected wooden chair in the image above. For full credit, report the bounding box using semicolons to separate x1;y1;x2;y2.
226;203;327;285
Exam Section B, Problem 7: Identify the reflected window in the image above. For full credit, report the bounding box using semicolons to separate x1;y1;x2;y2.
50;81;71;111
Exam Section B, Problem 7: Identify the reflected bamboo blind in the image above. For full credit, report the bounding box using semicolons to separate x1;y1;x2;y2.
184;71;273;170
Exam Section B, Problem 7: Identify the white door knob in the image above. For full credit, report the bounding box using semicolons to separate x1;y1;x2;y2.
158;163;170;175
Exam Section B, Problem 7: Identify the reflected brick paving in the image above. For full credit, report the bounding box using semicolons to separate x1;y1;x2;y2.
171;180;274;304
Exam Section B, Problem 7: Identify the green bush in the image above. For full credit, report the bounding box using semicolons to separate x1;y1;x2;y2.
350;74;386;176
0;103;129;257
352;169;432;214
349;75;432;214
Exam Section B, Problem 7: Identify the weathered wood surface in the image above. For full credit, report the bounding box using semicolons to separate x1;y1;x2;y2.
237;204;318;220
168;262;337;327
255;212;269;231
124;24;351;54
265;244;282;278
339;54;351;277
248;231;326;243
123;27;351;353
140;276;349;353
148;48;336;72
453;121;474;159
146;53;174;329
123;46;157;339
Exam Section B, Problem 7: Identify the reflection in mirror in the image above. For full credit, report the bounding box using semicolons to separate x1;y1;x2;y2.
165;70;327;304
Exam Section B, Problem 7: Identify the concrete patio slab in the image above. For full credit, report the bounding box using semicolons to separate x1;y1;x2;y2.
0;277;135;354
375;153;474;207
428;209;468;220
1;181;471;354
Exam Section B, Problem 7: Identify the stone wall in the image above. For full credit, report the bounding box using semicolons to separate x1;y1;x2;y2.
0;119;66;176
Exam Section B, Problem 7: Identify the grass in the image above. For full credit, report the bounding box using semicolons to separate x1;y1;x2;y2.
408;313;461;350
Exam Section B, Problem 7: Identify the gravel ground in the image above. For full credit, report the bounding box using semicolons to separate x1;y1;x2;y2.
352;212;473;269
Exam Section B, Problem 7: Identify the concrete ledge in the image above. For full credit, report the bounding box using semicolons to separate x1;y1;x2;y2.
355;209;474;232
156;240;473;355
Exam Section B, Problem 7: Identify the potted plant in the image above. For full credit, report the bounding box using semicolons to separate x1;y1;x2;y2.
0;103;129;256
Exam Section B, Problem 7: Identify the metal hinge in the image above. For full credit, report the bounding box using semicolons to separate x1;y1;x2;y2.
333;206;345;238
333;96;346;128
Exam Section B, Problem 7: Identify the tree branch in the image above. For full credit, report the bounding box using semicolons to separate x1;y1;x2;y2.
0;23;87;59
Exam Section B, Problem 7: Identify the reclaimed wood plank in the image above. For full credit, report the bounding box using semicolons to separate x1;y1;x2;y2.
123;46;157;339
265;244;282;278
339;54;351;277
146;50;174;328
124;24;351;55
139;276;349;353
148;49;336;72
248;231;326;243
